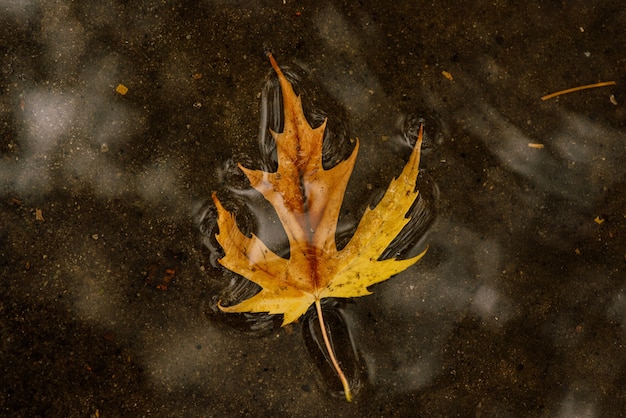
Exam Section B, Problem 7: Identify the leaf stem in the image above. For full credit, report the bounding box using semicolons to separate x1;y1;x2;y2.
314;299;352;402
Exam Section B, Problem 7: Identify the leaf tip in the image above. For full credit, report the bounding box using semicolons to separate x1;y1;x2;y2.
216;299;228;312
267;51;284;79
417;122;424;148
210;190;220;205
211;191;228;218
266;52;296;104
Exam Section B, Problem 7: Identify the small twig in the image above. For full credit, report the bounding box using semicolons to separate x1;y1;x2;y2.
315;299;352;402
541;81;616;101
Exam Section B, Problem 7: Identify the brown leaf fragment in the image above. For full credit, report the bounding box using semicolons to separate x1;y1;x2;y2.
116;84;129;95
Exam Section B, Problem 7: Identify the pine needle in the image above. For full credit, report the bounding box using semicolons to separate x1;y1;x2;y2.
541;81;616;101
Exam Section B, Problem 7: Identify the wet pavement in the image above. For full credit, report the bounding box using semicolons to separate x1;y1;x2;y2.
1;1;625;416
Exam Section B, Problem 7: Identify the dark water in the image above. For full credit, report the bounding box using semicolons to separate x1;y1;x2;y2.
1;1;625;416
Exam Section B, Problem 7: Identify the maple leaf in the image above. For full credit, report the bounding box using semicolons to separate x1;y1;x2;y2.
212;53;427;401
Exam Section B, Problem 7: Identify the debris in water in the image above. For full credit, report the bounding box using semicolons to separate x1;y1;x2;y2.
116;84;129;95
540;81;616;101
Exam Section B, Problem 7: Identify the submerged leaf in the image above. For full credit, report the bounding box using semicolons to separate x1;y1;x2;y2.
212;53;428;400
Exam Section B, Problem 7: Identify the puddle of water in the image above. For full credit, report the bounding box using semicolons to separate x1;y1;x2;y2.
1;1;625;416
